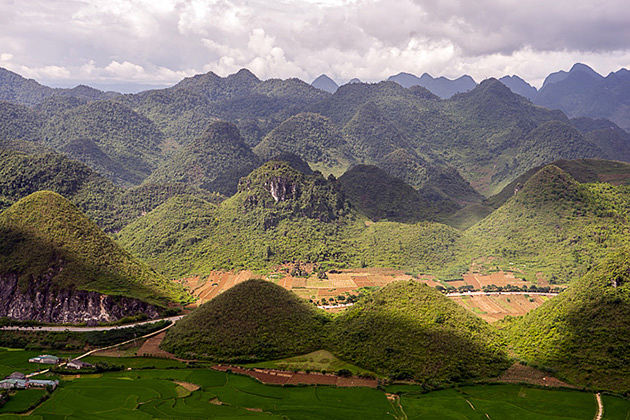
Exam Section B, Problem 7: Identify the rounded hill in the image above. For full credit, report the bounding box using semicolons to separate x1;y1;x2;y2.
0;191;188;322
145;121;261;195
506;248;630;392
161;279;328;362
328;281;509;386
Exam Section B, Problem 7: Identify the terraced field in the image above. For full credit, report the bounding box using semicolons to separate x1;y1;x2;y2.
451;294;552;322
177;267;552;321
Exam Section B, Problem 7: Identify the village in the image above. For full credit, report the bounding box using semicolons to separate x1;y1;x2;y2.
0;354;93;391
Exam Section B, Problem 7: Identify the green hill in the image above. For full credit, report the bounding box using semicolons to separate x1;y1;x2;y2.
118;161;463;277
465;164;630;282
114;194;218;275
253;112;353;174
145;121;261;195
0;149;222;232
0;191;187;306
338;164;457;222
329;281;509;385
486;158;630;209
161;279;327;362
505;248;630;392
41;100;165;185
0;102;43;144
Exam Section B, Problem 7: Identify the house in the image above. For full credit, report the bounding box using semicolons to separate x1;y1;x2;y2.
28;355;60;364
0;378;58;390
66;359;94;370
27;379;59;390
0;379;28;389
6;372;26;380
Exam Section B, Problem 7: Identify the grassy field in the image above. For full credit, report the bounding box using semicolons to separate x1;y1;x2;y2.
0;347;78;378
243;350;377;377
0;367;626;419
386;384;605;419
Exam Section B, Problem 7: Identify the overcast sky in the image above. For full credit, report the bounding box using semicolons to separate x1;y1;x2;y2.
1;0;629;92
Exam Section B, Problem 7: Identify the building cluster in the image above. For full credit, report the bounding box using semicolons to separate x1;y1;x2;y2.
0;354;94;391
0;372;58;390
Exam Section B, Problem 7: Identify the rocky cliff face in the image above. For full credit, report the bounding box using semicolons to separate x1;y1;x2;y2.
0;273;160;324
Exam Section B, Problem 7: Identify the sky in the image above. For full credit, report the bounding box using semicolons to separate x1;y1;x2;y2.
0;0;629;92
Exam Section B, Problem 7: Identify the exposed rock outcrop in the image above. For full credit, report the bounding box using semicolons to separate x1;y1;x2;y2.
0;273;160;324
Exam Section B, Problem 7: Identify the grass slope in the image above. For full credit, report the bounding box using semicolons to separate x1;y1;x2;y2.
505;248;630;393
118;161;463;277
329;281;510;385
145;121;261;195
337;164;458;222
465;164;630;282
161;279;328;361
0;191;187;305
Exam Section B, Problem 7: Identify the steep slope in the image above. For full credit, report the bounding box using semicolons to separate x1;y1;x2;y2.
536;64;630;131
498;75;537;100
114;195;218;275
41;100;165;185
253;112;353;173
0;67;54;105
329;281;509;385
0;102;43;144
145;121;261;195
0;150;121;230
341;101;411;162
485;158;630;209
506;248;630;392
466;165;630;282
119;161;463;277
311;74;338;93
337;164;458;222
0;148;223;232
161;279;327;361
0;191;188;323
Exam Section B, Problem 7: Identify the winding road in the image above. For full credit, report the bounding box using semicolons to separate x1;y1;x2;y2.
0;315;184;332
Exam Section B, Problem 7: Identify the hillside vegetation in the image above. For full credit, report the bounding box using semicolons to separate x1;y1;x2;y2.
118;161;465;277
464;165;630;282
0;149;222;232
145;121;261;195
505;248;630;392
0;191;187;305
329;281;510;385
161;279;328;361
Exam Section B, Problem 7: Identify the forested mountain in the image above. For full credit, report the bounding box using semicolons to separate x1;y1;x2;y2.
0;191;188;323
145;121;261;195
506;248;630;392
0;67;118;105
1;66;629;198
337;165;459;222
535;63;630;132
0;149;222;232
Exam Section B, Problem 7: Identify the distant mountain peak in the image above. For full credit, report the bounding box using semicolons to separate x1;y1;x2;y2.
230;68;261;82
311;74;338;93
347;78;362;84
570;62;602;78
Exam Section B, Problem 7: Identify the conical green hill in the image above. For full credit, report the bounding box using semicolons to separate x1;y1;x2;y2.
0;191;187;306
161;279;327;361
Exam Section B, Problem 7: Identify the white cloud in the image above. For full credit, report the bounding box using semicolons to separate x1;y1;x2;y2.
0;0;628;90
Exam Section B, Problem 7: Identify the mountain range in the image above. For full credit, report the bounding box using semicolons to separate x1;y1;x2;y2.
1;62;630;395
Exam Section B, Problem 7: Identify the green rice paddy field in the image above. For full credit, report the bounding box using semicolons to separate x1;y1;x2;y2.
0;362;628;419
